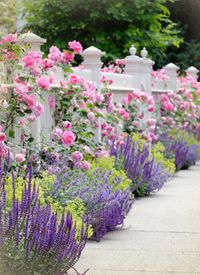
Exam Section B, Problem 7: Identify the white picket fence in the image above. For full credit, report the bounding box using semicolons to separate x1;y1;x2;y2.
0;32;199;145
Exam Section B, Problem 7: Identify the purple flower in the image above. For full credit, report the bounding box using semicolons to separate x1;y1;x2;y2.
49;169;134;241
110;137;172;196
0;165;88;274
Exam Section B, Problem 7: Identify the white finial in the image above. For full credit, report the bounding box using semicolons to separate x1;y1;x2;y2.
129;45;136;55
141;47;148;58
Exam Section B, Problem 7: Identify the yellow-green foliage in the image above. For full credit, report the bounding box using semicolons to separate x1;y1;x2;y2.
171;129;200;157
5;176;45;208
88;156;131;191
132;133;146;149
151;142;176;175
37;172;93;238
5;173;93;238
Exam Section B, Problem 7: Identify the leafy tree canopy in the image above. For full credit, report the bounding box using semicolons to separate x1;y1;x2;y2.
21;0;183;63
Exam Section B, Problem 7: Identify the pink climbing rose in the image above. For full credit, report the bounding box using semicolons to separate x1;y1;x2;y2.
36;76;51;90
82;161;90;171
0;132;6;142
68;40;83;54
68;74;79;85
71;151;83;162
63;121;72;130
62;130;76;147
15;153;25;163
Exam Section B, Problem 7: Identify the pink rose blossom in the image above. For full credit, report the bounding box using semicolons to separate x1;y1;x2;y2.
148;105;154;112
115;59;125;66
22;94;36;108
51;128;63;141
15;83;28;95
36;76;51;90
40;58;54;70
0;143;7;158
34;103;44;117
87;112;96;122
22;51;42;68
71;151;83;162
19;119;26;126
15;153;25;163
61;51;74;63
0;132;6;142
73;161;82;169
102;130;108;137
48;46;61;62
82;161;90;171
133;121;139;128
1;33;17;43
63;121;72;129
96;94;104;105
68;40;83;54
62;130;76;147
68;74;79;85
163;101;174;111
123;111;129;121
139;113;144;119
161;94;169;102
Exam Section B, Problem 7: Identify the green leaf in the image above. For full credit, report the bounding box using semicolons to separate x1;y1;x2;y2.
8;129;15;139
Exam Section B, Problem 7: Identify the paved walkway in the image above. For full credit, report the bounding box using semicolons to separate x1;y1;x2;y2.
76;163;200;275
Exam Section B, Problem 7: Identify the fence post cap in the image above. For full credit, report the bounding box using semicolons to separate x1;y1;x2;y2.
82;46;104;57
17;32;46;44
186;66;199;74
164;63;179;71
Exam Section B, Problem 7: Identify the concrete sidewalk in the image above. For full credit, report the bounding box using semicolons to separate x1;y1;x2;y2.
76;163;200;275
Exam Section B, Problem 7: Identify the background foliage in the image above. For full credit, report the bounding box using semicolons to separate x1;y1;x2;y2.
21;0;182;63
0;0;16;33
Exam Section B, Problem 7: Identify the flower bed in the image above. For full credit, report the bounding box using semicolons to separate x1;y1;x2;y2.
0;32;200;273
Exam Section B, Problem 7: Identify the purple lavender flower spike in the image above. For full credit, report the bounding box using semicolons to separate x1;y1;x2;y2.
0;163;88;274
50;168;133;241
110;137;172;196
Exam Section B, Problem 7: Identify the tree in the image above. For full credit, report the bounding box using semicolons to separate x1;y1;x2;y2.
0;0;17;33
166;0;200;71
21;0;182;63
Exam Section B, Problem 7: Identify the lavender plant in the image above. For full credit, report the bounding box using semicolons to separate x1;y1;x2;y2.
0;164;88;275
110;137;172;196
166;141;200;170
46;169;133;242
160;132;200;171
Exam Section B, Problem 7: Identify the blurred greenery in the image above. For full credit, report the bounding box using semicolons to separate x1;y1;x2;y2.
21;0;183;64
0;0;17;33
166;41;200;72
166;0;200;71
